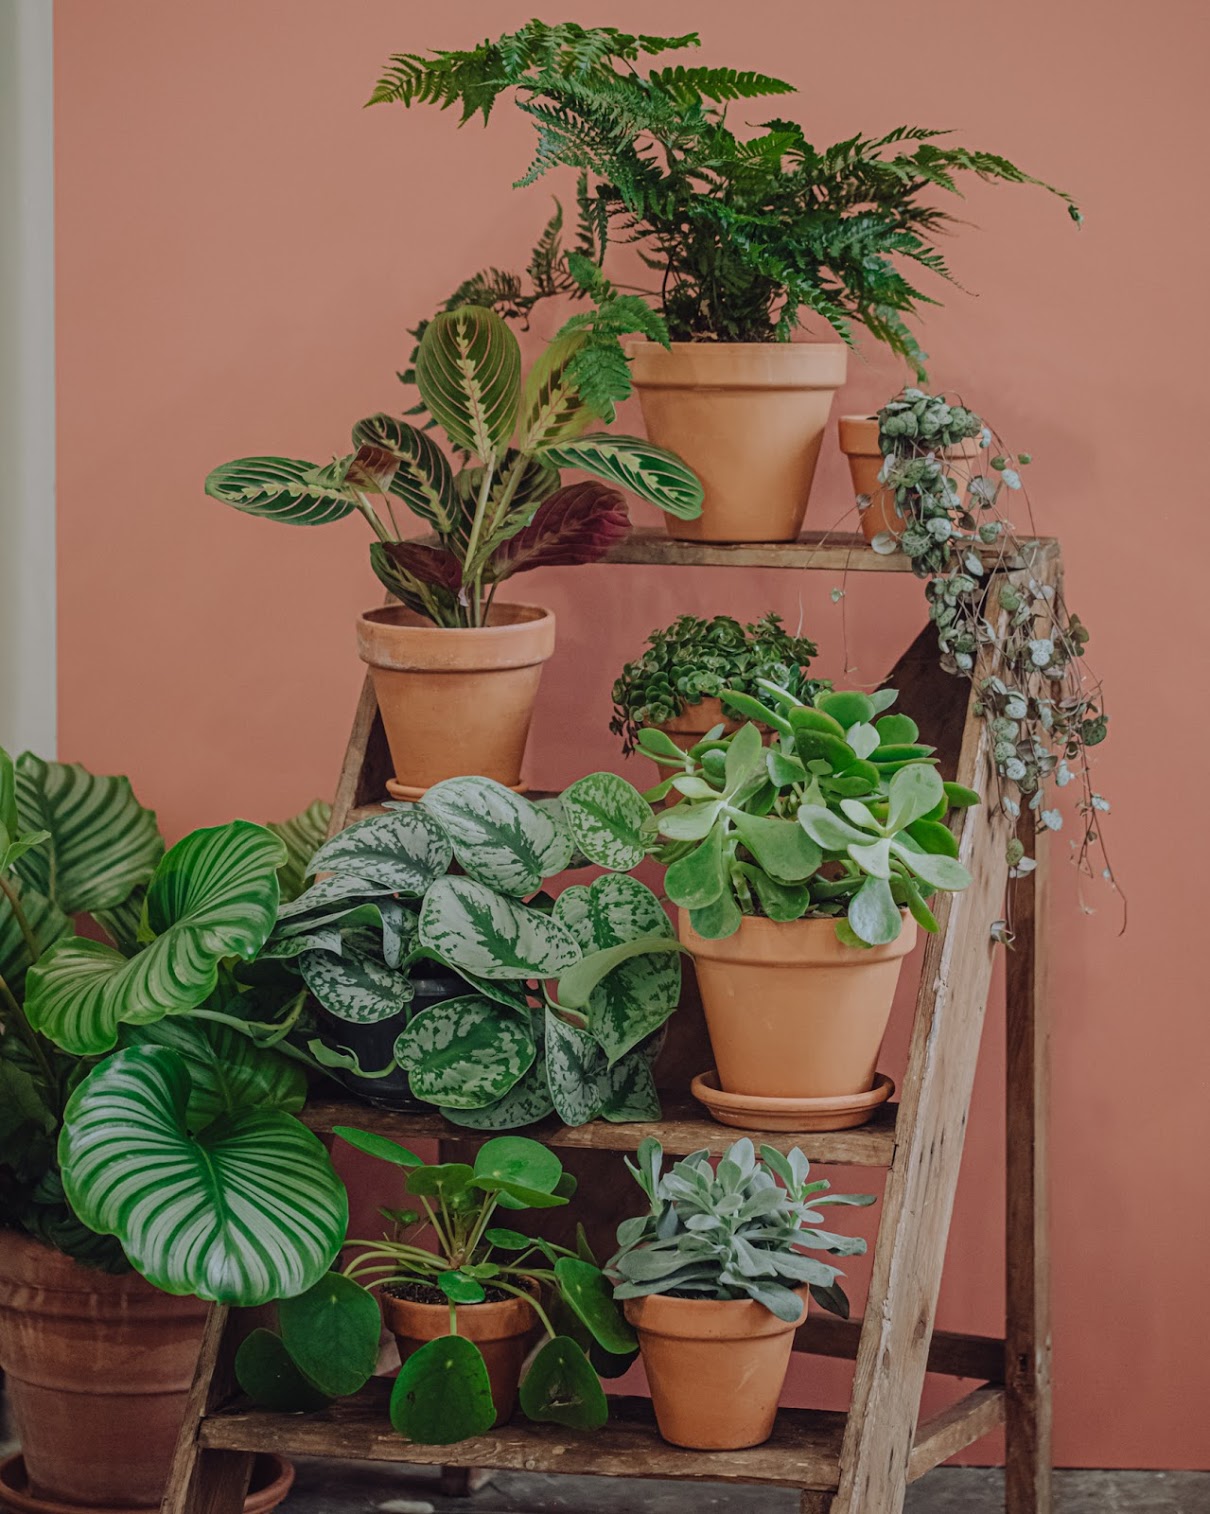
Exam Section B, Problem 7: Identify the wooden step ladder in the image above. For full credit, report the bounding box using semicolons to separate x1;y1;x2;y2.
162;530;1055;1514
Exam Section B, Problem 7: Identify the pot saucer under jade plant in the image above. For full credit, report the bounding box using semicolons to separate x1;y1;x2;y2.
0;1455;293;1514
690;1070;895;1133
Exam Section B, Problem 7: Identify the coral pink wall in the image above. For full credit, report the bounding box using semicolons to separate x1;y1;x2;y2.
54;0;1208;1469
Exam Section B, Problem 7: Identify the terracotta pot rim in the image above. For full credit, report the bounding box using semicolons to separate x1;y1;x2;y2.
358;602;553;635
838;413;984;461
381;1286;538;1341
0;1453;292;1514
358;602;556;674
691;1068;895;1126
624;1287;807;1339
679;908;917;964
625;338;848;390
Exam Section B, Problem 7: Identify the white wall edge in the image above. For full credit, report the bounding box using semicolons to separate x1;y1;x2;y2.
0;0;56;758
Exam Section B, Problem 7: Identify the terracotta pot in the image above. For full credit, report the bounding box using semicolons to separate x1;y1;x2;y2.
626;341;848;543
838;416;984;544
357;603;556;798
381;1290;538;1427
680;911;917;1100
0;1452;292;1514
625;1290;808;1450
0;1231;208;1508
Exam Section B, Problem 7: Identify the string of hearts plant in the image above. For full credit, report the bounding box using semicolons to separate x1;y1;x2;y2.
868;389;1114;894
205;302;702;628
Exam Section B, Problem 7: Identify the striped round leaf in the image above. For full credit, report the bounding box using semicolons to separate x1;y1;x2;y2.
307;809;451;896
539;435;703;519
0;881;69;995
394;995;536;1109
419;876;581;981
544;1008;608;1127
300;941;413;1024
122;1018;306;1132
59;1046;347;1305
204;456;358;526
561;773;653;872
415;307;521;463
14;754;162;915
26;821;287;1055
351;414;459;533
421;778;573;896
267;799;331;903
517;333;594;452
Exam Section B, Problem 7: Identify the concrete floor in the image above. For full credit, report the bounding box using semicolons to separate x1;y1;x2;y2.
282;1460;1210;1513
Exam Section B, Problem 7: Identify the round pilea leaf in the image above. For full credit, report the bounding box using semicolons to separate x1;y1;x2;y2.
518;1336;608;1429
332;1126;423;1169
235;1328;330;1413
389;1334;496;1444
278;1272;381;1399
474;1135;563;1198
554;1257;637;1356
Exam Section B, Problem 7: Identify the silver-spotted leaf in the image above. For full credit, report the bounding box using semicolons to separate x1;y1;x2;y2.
307;808;451;895
418;876;581;980
421;778;572;896
544;1008;608;1126
561;773;652;872
300;941;413;1024
395;995;536;1109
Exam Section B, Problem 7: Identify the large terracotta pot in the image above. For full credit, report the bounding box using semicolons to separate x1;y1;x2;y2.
357;603;556;799
381;1290;538;1427
0;1231;208;1508
625;1290;808;1450
838;416;984;544
627;341;848;543
680;912;917;1099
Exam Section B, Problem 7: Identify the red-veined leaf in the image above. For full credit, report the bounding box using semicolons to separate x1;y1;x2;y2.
487;483;629;581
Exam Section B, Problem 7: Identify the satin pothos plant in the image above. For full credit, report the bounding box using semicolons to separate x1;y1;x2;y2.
204;301;702;629
262;774;683;1128
1;744;346;1306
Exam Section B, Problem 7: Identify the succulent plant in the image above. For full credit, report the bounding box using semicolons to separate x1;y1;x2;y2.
609;1137;874;1321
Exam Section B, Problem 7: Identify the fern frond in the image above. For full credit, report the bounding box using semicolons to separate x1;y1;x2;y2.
649;65;795;105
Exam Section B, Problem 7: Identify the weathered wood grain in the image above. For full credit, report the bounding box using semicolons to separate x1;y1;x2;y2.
796;1314;1004;1383
161;1305;260;1514
907;1386;1007;1481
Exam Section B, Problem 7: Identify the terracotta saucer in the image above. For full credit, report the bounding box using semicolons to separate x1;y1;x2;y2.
0;1455;293;1514
690;1070;895;1133
385;778;529;802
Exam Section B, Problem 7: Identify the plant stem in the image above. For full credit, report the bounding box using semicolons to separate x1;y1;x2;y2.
461;462;499;627
0;873;41;965
0;970;55;1090
492;1277;556;1340
354;491;394;544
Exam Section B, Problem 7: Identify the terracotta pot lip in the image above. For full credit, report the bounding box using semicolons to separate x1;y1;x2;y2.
625;338;848;390
624;1287;807;1337
0;1453;292;1514
626;337;848;353
358;602;556;674
0;1230;206;1310
679;908;917;962
358;602;553;635
658;696;739;736
837;413;984;462
692;1068;895;1118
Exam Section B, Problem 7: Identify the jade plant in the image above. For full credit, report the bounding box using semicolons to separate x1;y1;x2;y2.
0;744;346;1305
236;1133;636;1441
370;23;1080;374
610;1137;873;1319
262;774;683;1128
610;613;828;755
204;302;702;629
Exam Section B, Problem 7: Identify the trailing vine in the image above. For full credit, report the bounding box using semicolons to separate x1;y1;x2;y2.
869;389;1115;898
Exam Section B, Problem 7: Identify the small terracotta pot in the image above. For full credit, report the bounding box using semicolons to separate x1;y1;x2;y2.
838;416;984;544
0;1231;208;1508
357;603;556;798
381;1290;538;1427
680;911;917;1101
625;1290;808;1449
627;341;848;543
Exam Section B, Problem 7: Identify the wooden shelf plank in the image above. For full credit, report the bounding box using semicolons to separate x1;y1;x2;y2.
797;1315;1004;1383
907;1385;1006;1481
200;1383;846;1489
603;527;1058;575
302;1096;898;1167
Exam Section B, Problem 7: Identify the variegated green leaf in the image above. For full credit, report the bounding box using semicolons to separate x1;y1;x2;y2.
539;434;703;519
0;880;70;994
14;754;162;915
421;777;573;896
553;875;679;1065
600;1040;662;1123
544;1007;608;1126
300;941;413;1024
561;773;653;872
351;414;459;533
94;887;146;954
259;921;343;960
26;821;287;1055
440;1009;554;1129
59;1046;347;1305
272;874;399;933
418;876;581;981
395;995;536;1109
415;307;521;463
307;808;452;895
267;800;331;903
204;455;358;526
517;333;594;452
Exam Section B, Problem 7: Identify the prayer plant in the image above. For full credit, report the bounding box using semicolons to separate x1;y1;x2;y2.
236;1133;636;1442
205;302;702;628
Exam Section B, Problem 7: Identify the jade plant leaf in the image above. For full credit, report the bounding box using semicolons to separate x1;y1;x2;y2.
415;306;521;463
418;876;581;980
204;455;358;526
351;413;459;533
389;1334;496;1444
121;1018;306;1132
235;1329;331;1413
307;808;452;896
544;1008;608;1126
300;941;414;1024
13;754;163;916
421;778;572;896
59;1046;348;1305
884;764;945;834
847;875;902;946
663;822;727;910
518;1336;608;1429
26;821;287;1055
394;995;536;1108
539;434;703;520
730;811;822;884
278;1272;382;1398
560;772;653;872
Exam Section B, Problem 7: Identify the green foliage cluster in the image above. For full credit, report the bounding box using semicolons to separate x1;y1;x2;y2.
610;1137;873;1320
371;22;1080;373
237;1132;635;1441
610;613;827;754
868;389;1112;885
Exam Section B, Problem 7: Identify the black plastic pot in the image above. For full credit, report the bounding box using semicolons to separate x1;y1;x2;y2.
319;966;470;1110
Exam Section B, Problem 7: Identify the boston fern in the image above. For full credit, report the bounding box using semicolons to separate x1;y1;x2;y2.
371;22;1081;374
